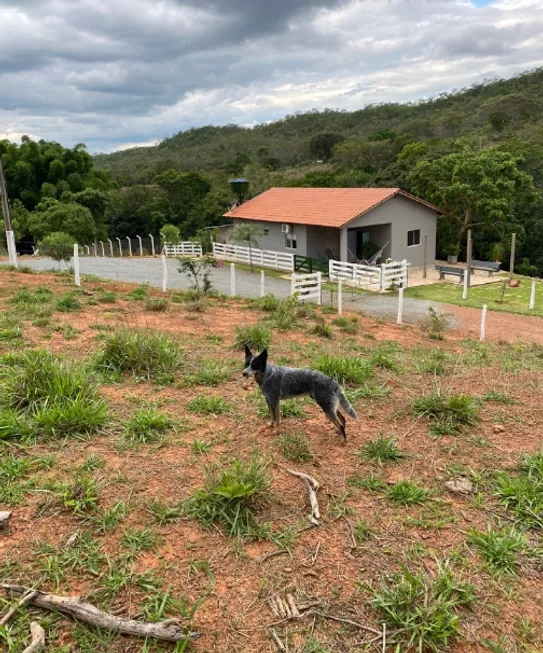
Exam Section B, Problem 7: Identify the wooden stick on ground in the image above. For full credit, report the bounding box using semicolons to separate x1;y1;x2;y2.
279;465;321;526
22;622;45;653
0;590;38;626
1;584;201;643
269;627;286;652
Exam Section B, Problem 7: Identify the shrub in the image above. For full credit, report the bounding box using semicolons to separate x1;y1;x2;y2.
93;329;183;382
177;257;217;297
145;297;169;312
467;526;527;574
412;392;479;435
315;354;373;384
277;432;313;462
358;435;405;464
124;407;173;443
38;231;75;267
184;457;271;538
234;324;272;351
367;562;475;652
419;307;450;340
55;292;81;312
257;294;280;312
188;395;231;415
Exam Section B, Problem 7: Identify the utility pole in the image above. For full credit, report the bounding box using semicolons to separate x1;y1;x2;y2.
0;158;18;266
509;232;516;275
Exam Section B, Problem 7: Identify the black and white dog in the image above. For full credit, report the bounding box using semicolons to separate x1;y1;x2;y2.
243;347;357;441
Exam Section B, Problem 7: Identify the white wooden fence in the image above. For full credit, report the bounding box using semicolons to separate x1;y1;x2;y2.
163;242;203;257
291;271;322;304
329;258;408;291
213;242;294;271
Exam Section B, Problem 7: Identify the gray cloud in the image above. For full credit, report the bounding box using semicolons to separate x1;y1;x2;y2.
0;0;542;152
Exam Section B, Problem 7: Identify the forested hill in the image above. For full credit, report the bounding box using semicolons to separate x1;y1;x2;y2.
94;68;543;185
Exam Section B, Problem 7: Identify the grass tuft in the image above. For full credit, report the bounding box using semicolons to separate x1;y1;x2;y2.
277;432;313;462
188;395;231;415
184;456;271;539
468;525;527;574
494;449;543;529
124;407;173;443
358;435;405;464
386;480;430;505
145;297;169;312
308;317;333;339
315;354;373;385
56;292;82;312
234;323;272;351
367;562;475;652
413;392;479;435
332;315;358;333
93;329;183;382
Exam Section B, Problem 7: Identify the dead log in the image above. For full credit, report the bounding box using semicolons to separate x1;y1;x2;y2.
279;465;321;526
1;584;201;643
22;622;45;653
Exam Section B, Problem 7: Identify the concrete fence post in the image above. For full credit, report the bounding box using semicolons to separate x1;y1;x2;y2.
397;287;404;325
92;242;97;257
529;278;536;311
6;231;18;267
260;270;265;298
136;235;143;257
161;254;168;293
480;304;487;341
99;241;105;257
149;234;156;257
290;273;295;297
73;244;80;287
116;237;122;257
317;271;322;305
84;245;90;256
108;239;113;257
126;237;132;257
338;279;343;315
462;269;468;300
230;263;236;297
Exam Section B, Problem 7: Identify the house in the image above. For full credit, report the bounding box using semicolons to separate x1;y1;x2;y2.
224;187;442;267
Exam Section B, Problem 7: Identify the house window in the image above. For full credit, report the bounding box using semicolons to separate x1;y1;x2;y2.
407;229;421;247
285;229;297;250
263;228;270;236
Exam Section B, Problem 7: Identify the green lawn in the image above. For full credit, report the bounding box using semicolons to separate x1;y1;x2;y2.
404;276;543;318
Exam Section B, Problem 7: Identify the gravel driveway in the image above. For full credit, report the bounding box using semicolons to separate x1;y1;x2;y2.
16;256;448;326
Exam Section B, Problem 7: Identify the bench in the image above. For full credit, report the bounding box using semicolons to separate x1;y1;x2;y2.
435;265;465;284
470;260;501;276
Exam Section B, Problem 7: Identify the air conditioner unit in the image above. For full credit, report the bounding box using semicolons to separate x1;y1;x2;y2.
281;224;290;233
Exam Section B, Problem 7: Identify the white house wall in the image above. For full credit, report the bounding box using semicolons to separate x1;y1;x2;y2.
345;195;437;267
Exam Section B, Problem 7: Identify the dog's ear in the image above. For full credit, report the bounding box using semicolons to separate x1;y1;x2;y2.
244;345;253;364
252;348;268;370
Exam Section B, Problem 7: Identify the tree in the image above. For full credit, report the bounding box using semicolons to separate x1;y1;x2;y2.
160;223;180;246
309;132;344;161
38;231;75;268
230;223;263;273
28;202;97;244
408;148;534;255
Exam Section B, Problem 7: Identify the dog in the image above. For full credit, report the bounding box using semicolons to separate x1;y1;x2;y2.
242;346;357;441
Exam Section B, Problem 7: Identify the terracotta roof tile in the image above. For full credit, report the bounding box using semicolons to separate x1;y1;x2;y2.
224;187;441;228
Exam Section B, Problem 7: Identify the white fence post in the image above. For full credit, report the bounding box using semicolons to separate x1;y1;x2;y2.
99;241;105;257
338;279;343;315
397;287;404;325
317;271;322;305
136;235;143;257
290;273;296;297
108;239;113;257
462;269;468;300
260;270;265;298
379;266;385;293
480;304;487;341
161;254;168;293
84;245;90;256
149;234;156;256
126;237;132;257
230;263;236;296
6;231;17;267
529;278;536;311
116;237;122;257
92;242;97;257
73;244;80;287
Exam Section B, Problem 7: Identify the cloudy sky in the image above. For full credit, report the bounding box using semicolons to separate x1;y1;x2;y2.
0;0;542;153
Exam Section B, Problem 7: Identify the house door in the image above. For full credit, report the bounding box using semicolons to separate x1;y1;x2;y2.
355;231;370;258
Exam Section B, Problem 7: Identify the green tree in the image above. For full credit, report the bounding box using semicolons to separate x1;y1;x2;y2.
153;170;210;222
28;202;97;243
309;132;344;161
230;223;263;273
38;231;75;268
408;149;534;255
161;223;180;246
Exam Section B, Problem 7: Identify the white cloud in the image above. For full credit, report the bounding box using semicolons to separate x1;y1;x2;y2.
0;0;542;152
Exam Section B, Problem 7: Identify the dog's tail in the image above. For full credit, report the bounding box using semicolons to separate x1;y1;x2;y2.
338;389;357;419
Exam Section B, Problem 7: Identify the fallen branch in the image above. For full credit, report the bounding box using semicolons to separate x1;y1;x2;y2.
1;584;201;643
0;590;38;626
311;611;381;636
269;627;286;652
279;465;321;526
22;622;45;653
